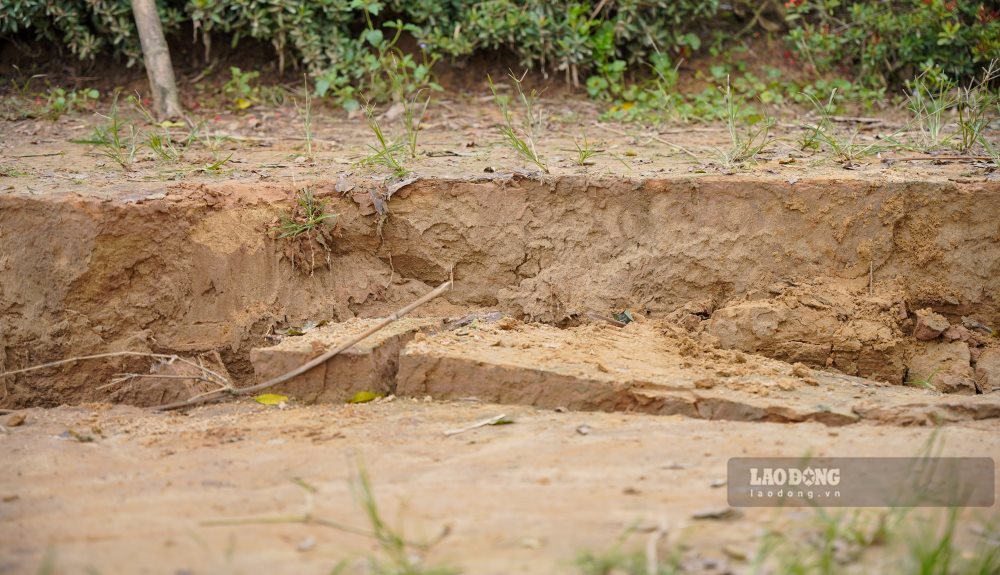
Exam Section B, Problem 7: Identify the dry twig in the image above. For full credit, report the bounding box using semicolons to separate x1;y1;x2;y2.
443;413;508;436
155;278;453;410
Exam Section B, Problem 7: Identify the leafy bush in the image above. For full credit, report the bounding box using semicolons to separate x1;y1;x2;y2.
1;0;997;110
786;0;1000;88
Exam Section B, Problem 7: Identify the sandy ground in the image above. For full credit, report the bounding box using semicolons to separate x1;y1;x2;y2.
1;400;999;575
2;95;999;574
2;97;997;204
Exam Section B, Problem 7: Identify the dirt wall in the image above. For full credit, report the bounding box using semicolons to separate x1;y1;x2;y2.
1;175;997;406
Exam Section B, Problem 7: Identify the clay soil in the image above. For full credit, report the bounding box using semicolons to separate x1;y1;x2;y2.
2;89;1000;574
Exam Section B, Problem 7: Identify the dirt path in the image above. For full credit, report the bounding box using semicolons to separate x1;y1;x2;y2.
1;400;998;574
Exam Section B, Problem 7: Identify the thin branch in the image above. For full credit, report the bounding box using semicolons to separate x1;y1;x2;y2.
443;413;508;436
155;279;453;411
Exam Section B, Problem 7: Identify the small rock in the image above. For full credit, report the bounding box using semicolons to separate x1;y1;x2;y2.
975;349;1000;394
5;413;25;427
576;424;592;436
710;478;727;488
694;378;717;389
296;535;316;552
943;325;974;343
692;507;743;521
623;486;641;495
913;308;950;341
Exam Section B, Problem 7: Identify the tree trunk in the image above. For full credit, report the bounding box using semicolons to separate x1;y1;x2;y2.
131;0;182;119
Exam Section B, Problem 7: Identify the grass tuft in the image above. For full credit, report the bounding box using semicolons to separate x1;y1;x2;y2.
488;72;548;173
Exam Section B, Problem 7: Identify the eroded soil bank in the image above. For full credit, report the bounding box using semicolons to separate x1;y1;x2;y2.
1;175;998;407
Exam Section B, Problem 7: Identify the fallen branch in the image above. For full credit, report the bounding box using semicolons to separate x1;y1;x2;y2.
155;278;454;411
443;413;508;436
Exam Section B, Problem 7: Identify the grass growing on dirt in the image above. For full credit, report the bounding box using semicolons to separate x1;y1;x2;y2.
488;72;548;173
576;525;680;575
802;90;902;164
273;188;337;239
87;96;140;172
713;77;773;169
573;133;602;166
906;73;955;152
361;101;409;177
347;466;458;575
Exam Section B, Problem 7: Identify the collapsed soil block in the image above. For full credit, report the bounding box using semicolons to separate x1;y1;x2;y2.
250;317;441;403
396;320;1000;426
705;282;908;383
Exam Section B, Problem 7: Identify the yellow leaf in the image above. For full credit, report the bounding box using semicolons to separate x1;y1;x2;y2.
159;120;185;128
254;393;288;405
234;98;252;110
348;391;383;404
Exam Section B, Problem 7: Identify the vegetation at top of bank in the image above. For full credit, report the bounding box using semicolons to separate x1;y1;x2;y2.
2;0;998;114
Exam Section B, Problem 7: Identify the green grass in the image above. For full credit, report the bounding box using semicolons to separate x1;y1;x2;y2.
573;133;602;166
713;77;773;169
273;188;337;239
957;62;1000;154
351;466;458;575
361;101;409;178
488;71;548;173
906;73;955;152
87;96;140;172
802;90;903;164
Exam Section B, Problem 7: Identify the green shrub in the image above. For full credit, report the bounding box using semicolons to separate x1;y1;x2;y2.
1;0;997;110
785;0;1000;88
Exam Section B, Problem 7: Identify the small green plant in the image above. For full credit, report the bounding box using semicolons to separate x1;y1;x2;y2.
956;61;1000;154
273;188;337;239
906;73;955;152
982;134;1000;169
576;525;680;575
803;90;902;165
145;131;181;162
573;133;601;166
713;77;773;169
87;96;139;171
401;88;430;160
222;66;260;110
906;369;939;390
488;72;548;173
40;87;100;120
352;466;458;575
361;101;408;178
